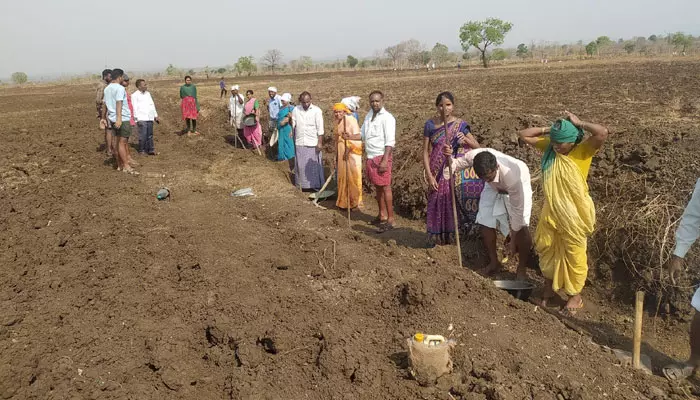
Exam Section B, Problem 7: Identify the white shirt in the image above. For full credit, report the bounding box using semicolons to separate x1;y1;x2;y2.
131;90;158;122
229;94;245;118
452;148;532;231
361;108;396;159
292;104;324;147
674;179;700;258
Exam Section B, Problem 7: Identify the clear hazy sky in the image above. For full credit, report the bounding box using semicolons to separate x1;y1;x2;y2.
2;0;698;78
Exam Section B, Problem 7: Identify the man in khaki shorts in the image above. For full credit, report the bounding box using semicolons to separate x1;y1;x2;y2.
103;68;138;175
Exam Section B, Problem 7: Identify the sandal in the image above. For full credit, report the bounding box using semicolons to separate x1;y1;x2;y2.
376;222;395;234
368;217;386;226
663;364;696;381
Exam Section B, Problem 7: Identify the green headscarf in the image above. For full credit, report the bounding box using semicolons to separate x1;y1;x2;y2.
541;119;584;172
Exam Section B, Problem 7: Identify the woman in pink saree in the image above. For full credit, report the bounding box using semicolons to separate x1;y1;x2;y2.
243;90;263;150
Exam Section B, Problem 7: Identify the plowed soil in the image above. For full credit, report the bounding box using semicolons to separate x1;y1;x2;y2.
1;59;700;399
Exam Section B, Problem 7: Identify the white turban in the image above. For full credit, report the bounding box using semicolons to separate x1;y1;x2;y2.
268;86;278;93
231;85;239;90
281;93;292;103
341;96;361;112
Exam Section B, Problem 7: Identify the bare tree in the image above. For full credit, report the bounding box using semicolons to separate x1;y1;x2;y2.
385;44;406;68
402;39;426;67
262;49;284;73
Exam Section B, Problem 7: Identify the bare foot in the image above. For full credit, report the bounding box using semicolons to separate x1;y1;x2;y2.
560;294;584;317
483;261;504;276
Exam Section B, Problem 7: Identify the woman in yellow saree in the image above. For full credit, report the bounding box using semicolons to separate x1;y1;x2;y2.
333;103;364;210
519;111;609;316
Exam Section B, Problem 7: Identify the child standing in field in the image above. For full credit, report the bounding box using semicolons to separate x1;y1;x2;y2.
180;76;200;135
132;79;160;155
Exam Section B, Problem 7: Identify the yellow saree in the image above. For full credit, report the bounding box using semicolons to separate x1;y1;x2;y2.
535;138;597;295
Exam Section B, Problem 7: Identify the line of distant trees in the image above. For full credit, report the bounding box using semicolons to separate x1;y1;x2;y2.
156;28;697;79
5;22;698;85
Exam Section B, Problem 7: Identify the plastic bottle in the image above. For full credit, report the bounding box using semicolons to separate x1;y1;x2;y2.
413;333;446;346
156;188;170;200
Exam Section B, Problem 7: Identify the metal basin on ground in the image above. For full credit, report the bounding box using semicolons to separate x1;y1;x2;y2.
493;280;535;301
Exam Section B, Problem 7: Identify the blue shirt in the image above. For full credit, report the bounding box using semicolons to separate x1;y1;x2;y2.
103;83;131;123
268;95;281;120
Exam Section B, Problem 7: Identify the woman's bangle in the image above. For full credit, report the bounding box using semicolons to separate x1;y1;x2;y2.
541;127;545;134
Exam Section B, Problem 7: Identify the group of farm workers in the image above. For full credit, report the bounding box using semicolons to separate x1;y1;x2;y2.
421;91;610;318
225;83;397;232
98;73;700;382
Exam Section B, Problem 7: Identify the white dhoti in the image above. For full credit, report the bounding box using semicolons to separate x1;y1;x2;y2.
475;174;532;236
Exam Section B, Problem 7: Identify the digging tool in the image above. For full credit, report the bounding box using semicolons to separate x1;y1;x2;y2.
343;116;351;227
230;117;247;149
313;169;335;206
293;126;301;191
442;106;463;268
633;291;645;369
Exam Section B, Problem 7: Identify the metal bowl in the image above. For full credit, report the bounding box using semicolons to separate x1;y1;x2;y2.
493;280;535;301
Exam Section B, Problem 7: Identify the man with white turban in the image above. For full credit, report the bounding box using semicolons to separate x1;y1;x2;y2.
228;85;245;145
267;86;282;145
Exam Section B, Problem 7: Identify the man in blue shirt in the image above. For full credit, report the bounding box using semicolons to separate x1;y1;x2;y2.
267;86;281;144
219;78;227;98
102;68;137;175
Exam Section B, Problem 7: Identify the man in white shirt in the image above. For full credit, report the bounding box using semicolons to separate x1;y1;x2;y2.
449;146;533;279
228;85;245;144
291;91;325;190
267;86;282;143
132;79;160;155
665;179;700;381
361;91;396;232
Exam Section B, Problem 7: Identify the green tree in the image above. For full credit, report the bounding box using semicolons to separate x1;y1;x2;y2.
165;64;179;76
216;67;226;74
648;34;658;42
623;42;635;54
346;55;359;68
459;18;513;68
672;32;693;53
234;56;257;76
596;36;612;46
595;36;612;55
187;69;195;75
299;56;313;71
358;59;369;69
11;72;28;84
516;43;529;58
431;42;450;66
585;41;597;56
491;48;508;61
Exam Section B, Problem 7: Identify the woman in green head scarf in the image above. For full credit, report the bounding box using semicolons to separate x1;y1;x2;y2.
519;111;610;317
